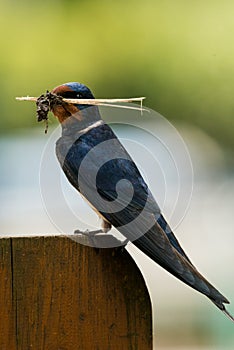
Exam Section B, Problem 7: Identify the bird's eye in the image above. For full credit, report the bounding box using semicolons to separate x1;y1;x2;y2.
77;93;82;98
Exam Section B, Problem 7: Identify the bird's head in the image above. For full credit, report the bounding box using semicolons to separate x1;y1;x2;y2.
50;82;98;124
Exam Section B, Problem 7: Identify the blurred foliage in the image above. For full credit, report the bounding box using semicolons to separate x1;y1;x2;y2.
1;0;234;152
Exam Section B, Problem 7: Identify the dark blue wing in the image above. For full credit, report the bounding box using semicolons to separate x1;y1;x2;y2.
56;123;191;261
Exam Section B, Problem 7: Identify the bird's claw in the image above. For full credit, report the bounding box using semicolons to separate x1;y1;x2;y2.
74;228;104;236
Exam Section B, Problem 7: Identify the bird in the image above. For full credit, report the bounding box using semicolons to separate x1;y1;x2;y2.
49;81;234;322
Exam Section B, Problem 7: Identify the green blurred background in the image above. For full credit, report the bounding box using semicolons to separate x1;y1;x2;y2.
1;0;234;349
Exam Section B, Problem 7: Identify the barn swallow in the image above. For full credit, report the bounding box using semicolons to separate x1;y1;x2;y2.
49;81;234;322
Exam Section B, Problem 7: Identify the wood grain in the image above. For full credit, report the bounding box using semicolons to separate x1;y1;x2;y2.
0;238;16;349
1;236;152;349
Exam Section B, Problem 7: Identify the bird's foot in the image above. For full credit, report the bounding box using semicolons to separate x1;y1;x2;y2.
74;228;104;236
73;229;105;248
73;228;128;248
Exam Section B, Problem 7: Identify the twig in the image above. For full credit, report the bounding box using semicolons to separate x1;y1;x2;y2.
16;96;38;102
16;96;145;104
16;96;147;113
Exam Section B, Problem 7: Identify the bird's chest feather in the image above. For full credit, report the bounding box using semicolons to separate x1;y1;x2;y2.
55;125;122;190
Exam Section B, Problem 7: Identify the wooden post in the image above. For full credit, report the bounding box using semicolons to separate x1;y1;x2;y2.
0;236;152;349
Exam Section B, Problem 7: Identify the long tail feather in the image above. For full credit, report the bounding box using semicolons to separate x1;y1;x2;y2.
211;299;234;322
133;222;233;321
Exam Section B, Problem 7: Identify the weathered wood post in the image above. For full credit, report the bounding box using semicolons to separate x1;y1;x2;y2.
0;236;152;349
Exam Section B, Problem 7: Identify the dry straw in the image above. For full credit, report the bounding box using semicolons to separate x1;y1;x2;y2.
16;96;146;113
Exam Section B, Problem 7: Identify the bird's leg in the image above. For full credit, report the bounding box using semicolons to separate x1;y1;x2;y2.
74;220;112;236
102;220;129;246
101;220;112;233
